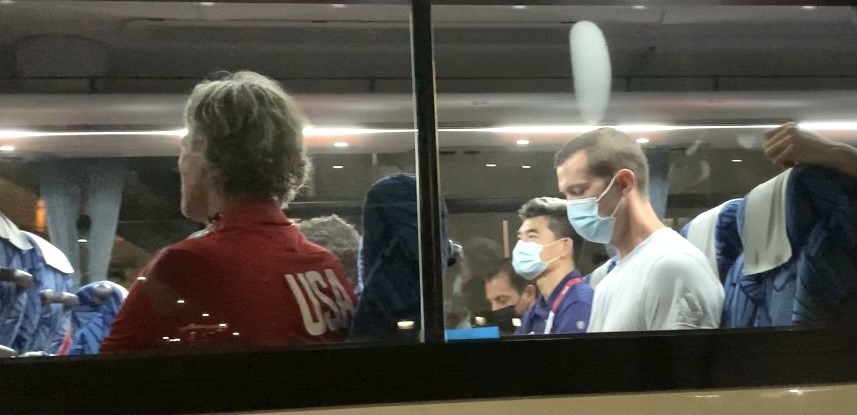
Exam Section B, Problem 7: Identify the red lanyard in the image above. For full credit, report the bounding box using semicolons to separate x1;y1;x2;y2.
550;276;583;314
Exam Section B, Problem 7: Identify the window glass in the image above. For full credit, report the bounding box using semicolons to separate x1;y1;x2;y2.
433;5;857;337
0;1;418;357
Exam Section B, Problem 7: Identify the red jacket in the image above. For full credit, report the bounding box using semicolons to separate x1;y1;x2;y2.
101;199;356;353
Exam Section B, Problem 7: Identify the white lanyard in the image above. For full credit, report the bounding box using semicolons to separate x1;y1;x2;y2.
544;312;557;335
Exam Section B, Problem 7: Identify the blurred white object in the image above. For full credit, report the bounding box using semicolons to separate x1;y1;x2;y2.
570;21;612;125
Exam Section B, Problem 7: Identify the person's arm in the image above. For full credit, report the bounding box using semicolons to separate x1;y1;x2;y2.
763;123;857;179
643;254;724;331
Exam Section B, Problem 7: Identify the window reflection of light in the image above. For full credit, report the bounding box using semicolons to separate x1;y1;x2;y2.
798;121;857;130
3;122;856;141
0;145;14;152
334;142;349;148
636;138;650;144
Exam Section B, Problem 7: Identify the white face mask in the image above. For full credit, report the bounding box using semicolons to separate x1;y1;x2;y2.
511;239;562;281
565;174;622;244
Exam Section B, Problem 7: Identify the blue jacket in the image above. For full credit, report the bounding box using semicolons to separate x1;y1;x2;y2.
349;174;450;341
726;166;857;328
789;166;857;326
516;270;593;335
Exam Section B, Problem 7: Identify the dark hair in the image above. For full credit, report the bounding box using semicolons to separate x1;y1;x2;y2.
461;237;504;281
554;127;649;194
485;260;530;294
518;197;584;263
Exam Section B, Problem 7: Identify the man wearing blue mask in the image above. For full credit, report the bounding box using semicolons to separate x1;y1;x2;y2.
556;127;723;332
512;197;593;335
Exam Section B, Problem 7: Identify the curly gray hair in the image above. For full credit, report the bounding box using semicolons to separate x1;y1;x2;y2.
184;71;310;206
297;215;360;288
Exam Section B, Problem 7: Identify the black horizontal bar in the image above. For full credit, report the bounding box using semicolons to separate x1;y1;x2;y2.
1;327;855;414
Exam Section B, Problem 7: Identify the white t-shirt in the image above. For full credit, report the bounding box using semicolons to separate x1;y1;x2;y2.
587;228;724;332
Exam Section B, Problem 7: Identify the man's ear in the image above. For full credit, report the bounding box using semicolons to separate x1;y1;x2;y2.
523;284;537;299
616;168;636;194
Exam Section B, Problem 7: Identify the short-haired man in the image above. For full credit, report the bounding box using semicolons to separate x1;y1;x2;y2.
512;197;593;335
483;260;536;334
556;127;723;332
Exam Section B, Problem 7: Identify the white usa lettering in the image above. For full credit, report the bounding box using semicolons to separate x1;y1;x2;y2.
325;269;356;324
285;268;356;336
284;273;325;336
306;270;344;331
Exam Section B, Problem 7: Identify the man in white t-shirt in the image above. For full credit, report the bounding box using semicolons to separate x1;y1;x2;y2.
554;127;724;332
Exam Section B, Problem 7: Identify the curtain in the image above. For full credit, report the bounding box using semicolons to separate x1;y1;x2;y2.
39;159;127;287
39;160;83;287
646;150;672;219
83;159;127;283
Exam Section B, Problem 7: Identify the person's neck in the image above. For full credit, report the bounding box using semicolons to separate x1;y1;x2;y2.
536;260;574;299
206;192;258;221
613;196;666;258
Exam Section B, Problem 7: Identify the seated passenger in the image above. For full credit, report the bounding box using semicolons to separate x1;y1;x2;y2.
101;72;356;353
483;260;536;335
297;215;360;294
512;197;593;335
556;128;723;332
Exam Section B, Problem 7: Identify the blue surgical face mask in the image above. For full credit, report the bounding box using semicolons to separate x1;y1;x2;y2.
566;174;622;245
512;240;561;281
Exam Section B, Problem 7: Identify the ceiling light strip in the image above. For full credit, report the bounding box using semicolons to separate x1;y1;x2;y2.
1;121;855;139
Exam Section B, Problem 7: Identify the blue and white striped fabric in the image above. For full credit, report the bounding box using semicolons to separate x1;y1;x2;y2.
65;281;128;355
725;166;857;328
0;214;35;351
680;198;744;284
16;232;74;354
0;240;34;349
788;166;857;326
